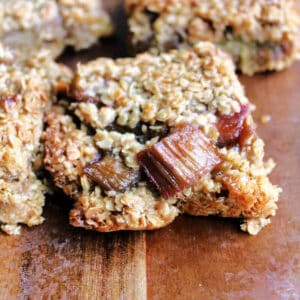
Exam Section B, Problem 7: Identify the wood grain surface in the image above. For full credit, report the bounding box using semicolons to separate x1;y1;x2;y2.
0;0;299;299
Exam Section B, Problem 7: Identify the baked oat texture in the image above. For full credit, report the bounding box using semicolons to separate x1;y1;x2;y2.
0;0;113;59
0;45;72;235
44;42;281;234
126;0;300;75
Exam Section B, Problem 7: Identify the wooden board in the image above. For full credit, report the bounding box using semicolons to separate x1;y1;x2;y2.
0;0;299;298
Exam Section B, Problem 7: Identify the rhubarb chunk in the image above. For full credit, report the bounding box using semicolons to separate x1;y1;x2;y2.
83;155;137;192
217;105;249;146
137;125;221;198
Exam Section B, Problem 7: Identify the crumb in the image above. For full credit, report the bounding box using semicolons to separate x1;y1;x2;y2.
1;225;21;235
240;218;271;235
261;114;272;124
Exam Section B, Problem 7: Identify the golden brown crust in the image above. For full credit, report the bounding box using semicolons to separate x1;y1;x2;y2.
126;0;300;74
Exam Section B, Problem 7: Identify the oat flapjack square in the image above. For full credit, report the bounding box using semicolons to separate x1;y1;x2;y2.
44;42;281;235
0;0;113;59
126;0;300;74
0;45;72;234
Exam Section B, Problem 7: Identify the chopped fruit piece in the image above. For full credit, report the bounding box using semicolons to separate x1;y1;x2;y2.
238;119;256;147
217;105;249;146
83;155;138;192
137;125;221;198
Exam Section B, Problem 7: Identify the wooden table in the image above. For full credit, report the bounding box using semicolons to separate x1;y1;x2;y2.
0;1;299;298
